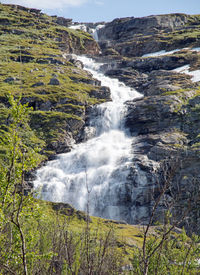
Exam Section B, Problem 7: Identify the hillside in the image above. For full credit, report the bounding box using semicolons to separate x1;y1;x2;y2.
97;13;200;57
1;4;200;274
0;3;110;159
90;13;200;232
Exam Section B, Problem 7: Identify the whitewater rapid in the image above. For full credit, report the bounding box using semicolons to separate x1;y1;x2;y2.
34;56;142;220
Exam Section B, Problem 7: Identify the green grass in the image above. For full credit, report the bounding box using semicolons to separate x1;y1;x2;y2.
161;88;191;96
41;199;145;249
0;3;104;158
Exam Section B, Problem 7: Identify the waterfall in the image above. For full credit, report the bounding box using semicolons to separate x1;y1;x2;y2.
90;24;105;41
69;23;105;41
34;56;142;221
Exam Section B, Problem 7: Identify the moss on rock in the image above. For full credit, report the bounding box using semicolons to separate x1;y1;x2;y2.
0;3;110;158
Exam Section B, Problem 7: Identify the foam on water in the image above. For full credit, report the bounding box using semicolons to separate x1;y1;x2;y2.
69;24;105;41
34;56;142;219
90;24;105;41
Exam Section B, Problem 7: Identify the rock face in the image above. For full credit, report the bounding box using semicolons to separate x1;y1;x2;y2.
98;14;188;41
88;13;200;232
97;14;200;57
123;90;200;230
2;3;200;232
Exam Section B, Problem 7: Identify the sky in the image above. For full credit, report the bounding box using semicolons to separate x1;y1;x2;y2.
1;0;200;23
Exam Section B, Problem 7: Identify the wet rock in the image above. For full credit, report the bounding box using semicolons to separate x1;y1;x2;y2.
100;54;197;96
50;132;75;154
125;94;181;134
67;56;84;69
120;81;200;227
82;126;96;141
90;86;111;100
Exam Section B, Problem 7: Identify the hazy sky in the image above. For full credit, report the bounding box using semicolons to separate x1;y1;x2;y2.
1;0;200;22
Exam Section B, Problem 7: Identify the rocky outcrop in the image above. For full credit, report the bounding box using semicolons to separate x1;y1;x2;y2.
97;14;200;57
48;78;60;85
124;99;200;231
2;3;200;232
97;49;199;96
85;14;200;230
98;14;188;40
118;63;200;228
52;16;72;27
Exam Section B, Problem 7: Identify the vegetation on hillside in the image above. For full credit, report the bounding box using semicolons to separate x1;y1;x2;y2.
0;95;199;274
1;4;200;274
0;3;105;158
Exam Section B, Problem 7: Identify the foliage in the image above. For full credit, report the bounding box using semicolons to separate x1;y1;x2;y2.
0;95;127;274
1;5;200;274
130;160;200;275
0;93;45;274
132;228;200;275
0;3;103;158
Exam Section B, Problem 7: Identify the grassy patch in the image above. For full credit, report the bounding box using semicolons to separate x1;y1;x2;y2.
0;3;106;157
40;200;144;255
161;88;191;96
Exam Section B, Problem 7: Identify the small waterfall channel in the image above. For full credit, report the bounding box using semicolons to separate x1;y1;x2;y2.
34;56;142;220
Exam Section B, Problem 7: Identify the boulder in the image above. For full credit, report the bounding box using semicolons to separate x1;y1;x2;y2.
53;16;72;27
90;86;111;100
70;76;101;86
31;81;44;87
69;57;84;69
48;78;60;85
4;77;15;83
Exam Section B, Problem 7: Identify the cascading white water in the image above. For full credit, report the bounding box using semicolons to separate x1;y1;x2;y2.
34;56;142;220
90;24;105;41
69;24;105;41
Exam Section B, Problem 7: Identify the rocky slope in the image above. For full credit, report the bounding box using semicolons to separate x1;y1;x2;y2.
1;5;200;232
92;14;200;232
97;13;200;57
0;4;110;159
